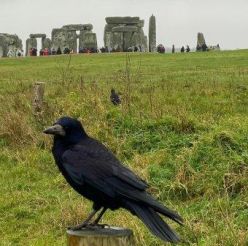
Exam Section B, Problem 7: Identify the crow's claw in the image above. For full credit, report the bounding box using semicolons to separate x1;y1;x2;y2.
89;223;110;228
68;223;88;231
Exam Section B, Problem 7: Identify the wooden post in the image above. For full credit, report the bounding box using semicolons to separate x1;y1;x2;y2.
32;82;45;114
67;226;135;246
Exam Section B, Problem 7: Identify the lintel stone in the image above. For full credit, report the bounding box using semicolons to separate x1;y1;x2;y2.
112;26;138;32
30;34;46;39
105;17;140;24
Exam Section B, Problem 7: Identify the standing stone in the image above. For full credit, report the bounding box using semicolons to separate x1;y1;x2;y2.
196;32;207;51
143;36;148;52
51;28;77;53
42;38;52;50
78;31;86;51
111;26;138;51
149;15;156;52
51;28;65;51
130;32;139;47
104;30;112;51
0;33;23;57
138;29;148;52
65;30;77;53
80;32;97;51
26;38;37;56
123;32;133;51
112;32;123;51
0;34;8;57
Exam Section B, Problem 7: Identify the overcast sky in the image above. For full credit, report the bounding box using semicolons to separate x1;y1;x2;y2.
0;0;247;50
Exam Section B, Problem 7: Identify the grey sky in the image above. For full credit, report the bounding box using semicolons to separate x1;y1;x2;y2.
0;0;247;50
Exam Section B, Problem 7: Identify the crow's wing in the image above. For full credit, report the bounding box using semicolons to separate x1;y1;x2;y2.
61;141;148;198
61;142;183;223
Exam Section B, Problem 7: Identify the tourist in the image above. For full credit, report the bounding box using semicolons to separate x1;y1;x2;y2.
44;48;49;56
51;48;56;55
39;49;44;56
127;47;133;52
181;46;185;53
100;47;106;53
32;48;37;56
172;44;175;53
63;47;70;54
157;44;165;53
17;49;22;57
57;47;62;55
186;45;190;52
7;49;14;57
202;43;208;51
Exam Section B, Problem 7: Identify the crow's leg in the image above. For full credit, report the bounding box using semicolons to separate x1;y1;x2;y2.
69;208;99;230
92;207;107;225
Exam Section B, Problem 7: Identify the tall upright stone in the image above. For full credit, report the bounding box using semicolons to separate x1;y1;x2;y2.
0;33;22;57
51;28;77;52
26;38;37;56
42;38;52;50
149;15;156;52
196;32;207;51
0;35;6;57
79;32;97;51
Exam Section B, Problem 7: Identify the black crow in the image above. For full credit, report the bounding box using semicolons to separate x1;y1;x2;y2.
110;89;121;105
43;117;183;243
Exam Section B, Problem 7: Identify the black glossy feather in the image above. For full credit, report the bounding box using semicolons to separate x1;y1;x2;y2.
110;89;121;105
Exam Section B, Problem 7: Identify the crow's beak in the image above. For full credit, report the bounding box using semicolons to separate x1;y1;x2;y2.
43;124;66;136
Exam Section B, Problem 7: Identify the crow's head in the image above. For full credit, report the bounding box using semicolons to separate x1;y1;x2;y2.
43;117;87;143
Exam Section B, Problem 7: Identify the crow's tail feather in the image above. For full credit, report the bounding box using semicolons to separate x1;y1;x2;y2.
149;200;184;225
125;201;180;243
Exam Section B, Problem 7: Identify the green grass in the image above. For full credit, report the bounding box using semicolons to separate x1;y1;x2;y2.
0;50;248;245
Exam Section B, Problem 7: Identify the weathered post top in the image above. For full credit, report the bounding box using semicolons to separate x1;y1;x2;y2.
67;226;135;246
32;82;45;114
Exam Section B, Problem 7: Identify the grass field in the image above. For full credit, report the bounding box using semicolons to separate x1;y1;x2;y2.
0;50;248;245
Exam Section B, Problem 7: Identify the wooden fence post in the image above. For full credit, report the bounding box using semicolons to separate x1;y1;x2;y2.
32;82;45;114
67;226;135;246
